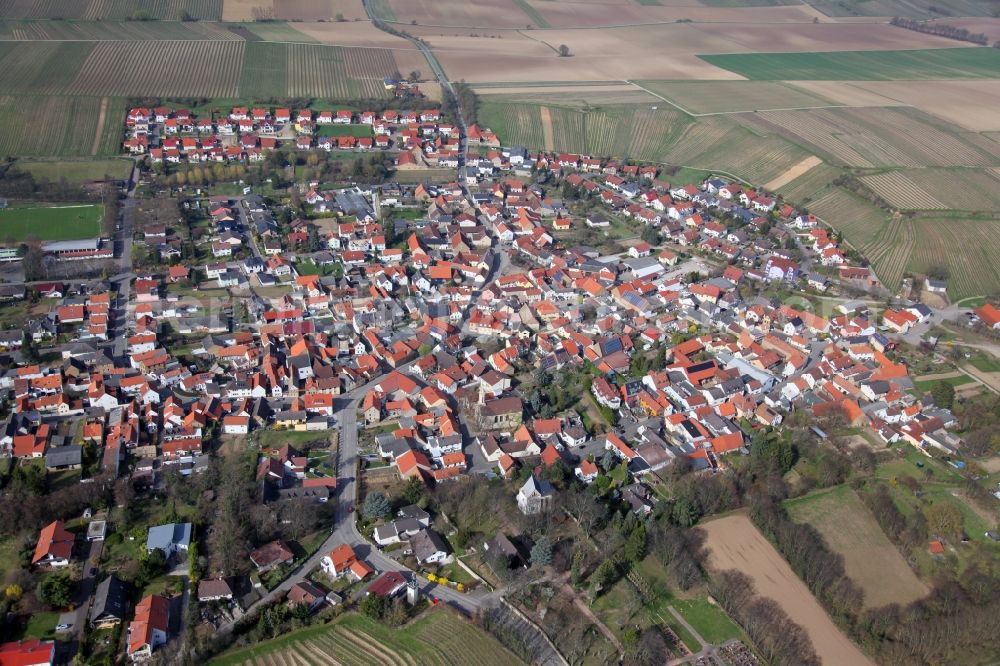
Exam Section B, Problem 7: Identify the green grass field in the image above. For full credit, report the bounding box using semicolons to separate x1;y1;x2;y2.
19;611;58;640
700;47;1000;80
913;375;977;392
17;159;132;183
210;610;523;666
0;204;103;242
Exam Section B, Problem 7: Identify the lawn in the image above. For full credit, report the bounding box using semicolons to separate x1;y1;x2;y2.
670;596;743;645
913;375;976;393
254;428;334;450
20;611;58;640
968;353;1000;373
16;159;132;183
316;124;374;138
0;203;103;241
699;47;1000;81
210;609;523;666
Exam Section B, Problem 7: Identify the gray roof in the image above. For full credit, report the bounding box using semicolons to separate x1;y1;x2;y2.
410;529;449;562
45;445;82;467
146;523;191;553
90;575;129;625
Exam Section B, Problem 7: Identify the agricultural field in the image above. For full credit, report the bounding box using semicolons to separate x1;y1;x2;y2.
700;47;1000;81
384;0;549;29
805;0;998;19
0;95;125;157
700;513;875;666
0;0;223;20
904;216;1000;299
805;186;891;249
238;41;288;100
749;107;1000;168
237;21;317;43
785;485;929;609
845;80;1000;132
656;114;809;185
0;18;241;40
865;168;1000;212
210;609;524;666
0;204;103;242
634;80;835;115
0;41;94;94
68;40;244;97
480;100;808;185
860;171;947;210
412;23;744;83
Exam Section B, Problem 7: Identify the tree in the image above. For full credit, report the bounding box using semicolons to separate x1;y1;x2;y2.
38;572;73;608
591;558;618;591
21;331;38;363
363;491;391;520
402;476;424;506
624;523;647;563
408;70;421;83
530;536;552;567
924;502;964;539
640;226;659;245
558;44;571;57
139;548;167;584
360;593;388;620
600;450;618;472
930;381;956;410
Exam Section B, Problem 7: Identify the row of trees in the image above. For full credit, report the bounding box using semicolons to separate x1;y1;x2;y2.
889;17;989;45
710;570;820;666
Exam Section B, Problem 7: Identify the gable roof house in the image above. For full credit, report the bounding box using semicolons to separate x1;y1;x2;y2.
517;475;554;515
146;523;191;558
90;576;130;629
32;520;74;568
127;594;170;661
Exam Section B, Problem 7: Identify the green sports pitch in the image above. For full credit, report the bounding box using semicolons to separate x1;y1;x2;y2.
0;204;103;242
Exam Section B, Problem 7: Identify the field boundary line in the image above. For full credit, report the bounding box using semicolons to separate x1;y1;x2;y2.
90;97;108;156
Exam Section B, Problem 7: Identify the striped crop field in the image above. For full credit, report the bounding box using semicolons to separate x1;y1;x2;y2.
0;95;125;156
239;41;288;99
209;610;524;666
881;168;1000;213
905;217;1000;299
860;172;946;210
807;187;891;251
479;103;546;152
0;0;222;19
0;41;95;94
68;40;244;97
0;18;242;40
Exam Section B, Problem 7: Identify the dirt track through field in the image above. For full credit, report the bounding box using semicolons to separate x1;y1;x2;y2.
701;513;875;666
90;96;108;156
764;155;822;190
539;105;554;151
